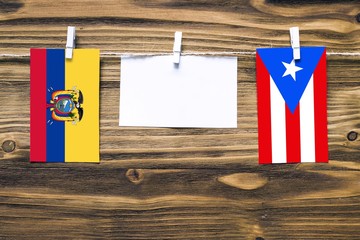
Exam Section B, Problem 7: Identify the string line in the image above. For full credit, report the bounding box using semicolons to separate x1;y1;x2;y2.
0;51;359;58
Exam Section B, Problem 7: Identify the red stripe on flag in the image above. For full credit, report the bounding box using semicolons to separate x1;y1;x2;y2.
256;53;272;164
285;104;301;163
314;50;328;163
30;49;47;162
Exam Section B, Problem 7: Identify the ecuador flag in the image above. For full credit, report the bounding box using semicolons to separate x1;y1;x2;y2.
30;49;100;163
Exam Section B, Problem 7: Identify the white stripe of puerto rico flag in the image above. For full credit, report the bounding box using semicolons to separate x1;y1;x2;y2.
257;50;328;164
270;76;287;163
270;76;315;163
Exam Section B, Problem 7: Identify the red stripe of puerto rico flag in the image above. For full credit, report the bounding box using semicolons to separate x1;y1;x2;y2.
257;50;328;164
314;50;328;162
285;104;301;163
30;49;47;162
256;53;272;164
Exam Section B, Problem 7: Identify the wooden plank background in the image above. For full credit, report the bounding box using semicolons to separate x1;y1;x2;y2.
0;0;360;239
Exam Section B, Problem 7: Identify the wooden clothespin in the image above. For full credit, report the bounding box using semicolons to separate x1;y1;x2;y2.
290;27;300;60
173;31;182;64
66;26;76;59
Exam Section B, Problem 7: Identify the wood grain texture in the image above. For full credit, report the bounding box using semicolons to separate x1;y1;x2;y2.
0;0;360;239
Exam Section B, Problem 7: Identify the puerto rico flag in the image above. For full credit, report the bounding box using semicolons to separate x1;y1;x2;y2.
256;47;328;164
30;49;100;163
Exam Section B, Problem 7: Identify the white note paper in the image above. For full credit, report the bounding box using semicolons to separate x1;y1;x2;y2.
119;55;237;128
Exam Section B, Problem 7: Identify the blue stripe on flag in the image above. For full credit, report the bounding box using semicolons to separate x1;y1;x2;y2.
46;49;65;162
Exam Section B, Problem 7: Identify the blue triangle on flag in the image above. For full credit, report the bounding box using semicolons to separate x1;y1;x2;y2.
257;46;325;113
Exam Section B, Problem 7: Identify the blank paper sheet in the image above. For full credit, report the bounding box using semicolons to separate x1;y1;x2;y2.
119;55;237;128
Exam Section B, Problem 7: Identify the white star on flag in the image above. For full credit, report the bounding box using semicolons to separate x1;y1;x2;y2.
282;59;303;81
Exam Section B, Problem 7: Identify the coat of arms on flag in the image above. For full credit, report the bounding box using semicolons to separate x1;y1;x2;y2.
256;47;328;164
30;49;100;163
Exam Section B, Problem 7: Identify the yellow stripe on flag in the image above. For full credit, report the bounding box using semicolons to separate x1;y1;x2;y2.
65;49;100;162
